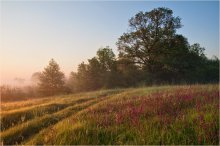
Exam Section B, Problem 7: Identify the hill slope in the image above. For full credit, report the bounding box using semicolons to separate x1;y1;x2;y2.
0;85;219;145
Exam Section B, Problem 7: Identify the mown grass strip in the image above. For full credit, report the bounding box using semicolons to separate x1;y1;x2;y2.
0;89;123;131
0;90;124;145
25;90;138;145
0;98;100;145
1;88;124;112
1;97;55;112
0;97;94;131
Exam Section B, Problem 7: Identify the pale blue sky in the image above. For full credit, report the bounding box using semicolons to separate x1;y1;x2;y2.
1;1;219;85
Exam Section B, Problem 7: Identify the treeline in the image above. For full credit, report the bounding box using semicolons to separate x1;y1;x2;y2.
67;7;219;92
67;47;219;93
1;7;219;101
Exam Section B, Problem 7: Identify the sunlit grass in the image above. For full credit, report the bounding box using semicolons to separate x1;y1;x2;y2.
0;84;219;145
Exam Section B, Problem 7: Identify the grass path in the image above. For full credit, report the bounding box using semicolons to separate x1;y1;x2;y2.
0;90;124;145
1;97;95;131
0;89;124;131
25;88;160;145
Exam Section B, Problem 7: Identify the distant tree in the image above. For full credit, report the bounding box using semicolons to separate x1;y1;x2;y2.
66;72;78;92
96;46;116;71
71;62;90;92
31;72;42;86
117;54;144;87
204;56;219;82
189;43;206;58
68;47;120;92
38;59;65;96
96;47;119;88
27;72;42;97
87;57;103;90
181;43;207;82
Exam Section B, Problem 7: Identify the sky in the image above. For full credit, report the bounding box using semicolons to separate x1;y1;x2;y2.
0;0;219;86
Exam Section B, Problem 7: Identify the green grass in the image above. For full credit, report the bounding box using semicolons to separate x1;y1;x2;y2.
1;97;97;131
0;84;219;145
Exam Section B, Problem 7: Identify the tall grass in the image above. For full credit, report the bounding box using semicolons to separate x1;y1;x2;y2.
0;84;219;145
0;89;124;145
27;85;219;145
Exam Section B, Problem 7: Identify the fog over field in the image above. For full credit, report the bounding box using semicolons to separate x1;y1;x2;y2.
0;1;219;86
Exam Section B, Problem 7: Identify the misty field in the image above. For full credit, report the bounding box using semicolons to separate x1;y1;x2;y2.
0;84;219;145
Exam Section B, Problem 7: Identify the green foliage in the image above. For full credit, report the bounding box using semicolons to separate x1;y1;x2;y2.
116;7;219;85
38;59;66;96
117;7;182;69
68;47;121;92
65;7;219;92
96;47;116;71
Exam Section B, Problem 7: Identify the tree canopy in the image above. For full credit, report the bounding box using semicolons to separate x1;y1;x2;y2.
116;7;218;83
38;59;65;96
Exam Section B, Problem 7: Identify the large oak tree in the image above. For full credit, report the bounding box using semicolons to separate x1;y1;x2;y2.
117;7;204;82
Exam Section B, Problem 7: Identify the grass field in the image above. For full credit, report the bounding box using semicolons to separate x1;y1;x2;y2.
0;84;219;145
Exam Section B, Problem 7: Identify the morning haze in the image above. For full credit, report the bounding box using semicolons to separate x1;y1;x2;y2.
1;1;218;86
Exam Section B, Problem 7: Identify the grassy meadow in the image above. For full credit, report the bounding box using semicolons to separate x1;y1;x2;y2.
0;84;219;145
